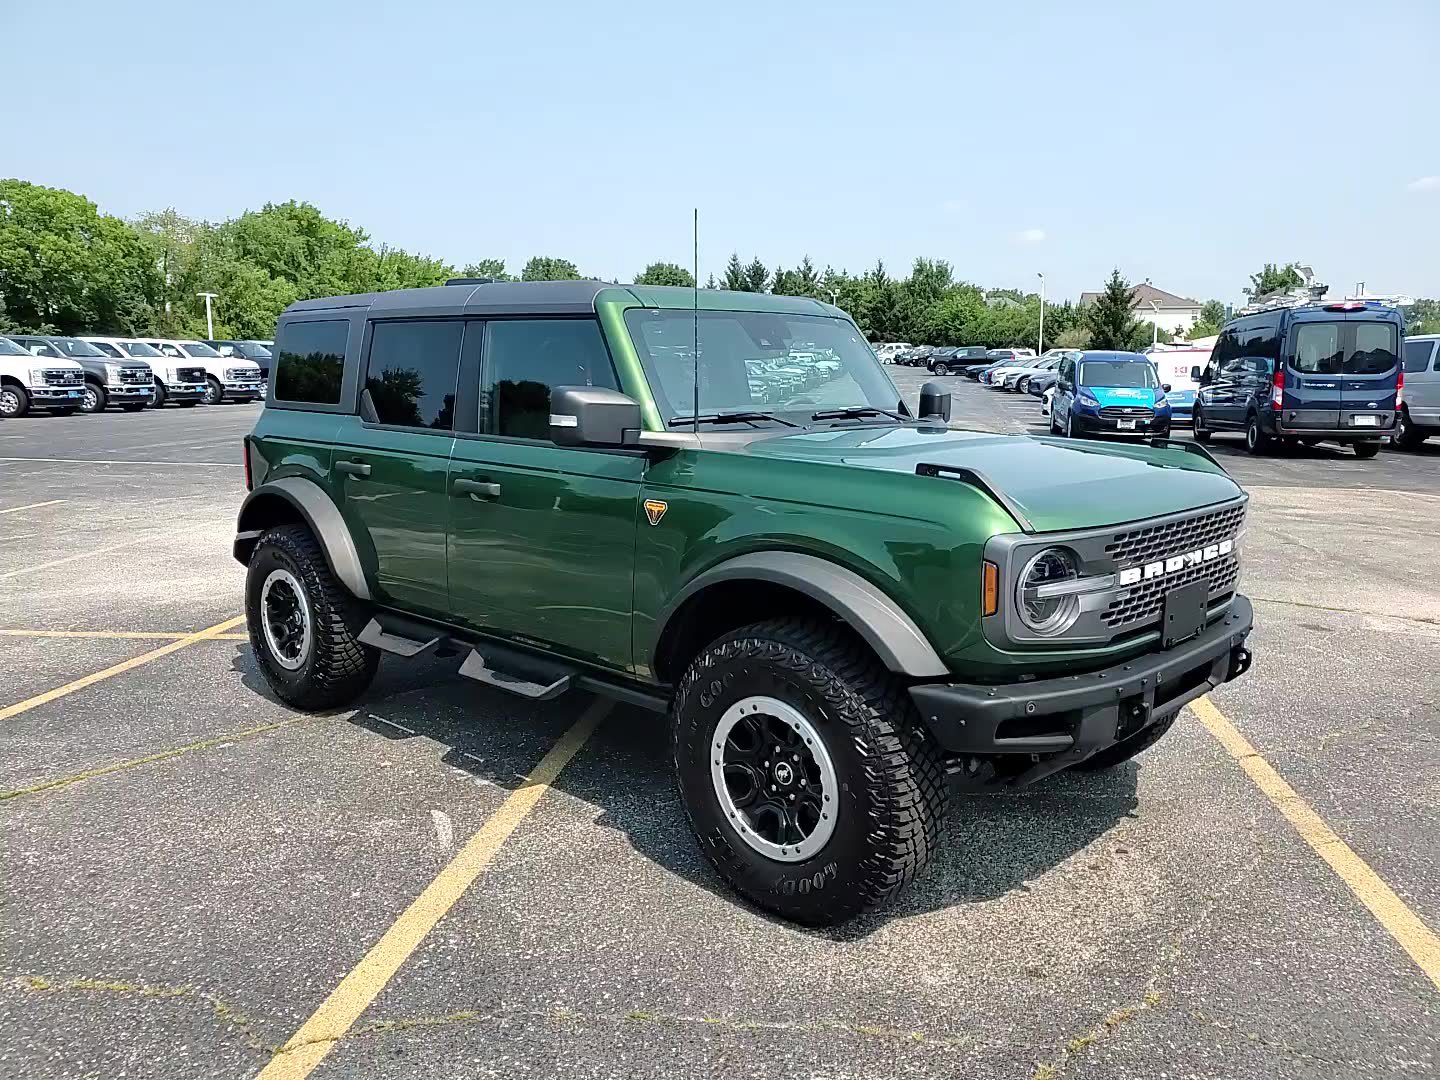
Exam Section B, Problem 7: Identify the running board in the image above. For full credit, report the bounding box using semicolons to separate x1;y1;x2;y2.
359;618;440;658
459;648;573;701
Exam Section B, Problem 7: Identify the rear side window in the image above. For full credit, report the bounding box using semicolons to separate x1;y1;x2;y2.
1403;340;1433;373
483;319;619;439
275;320;348;404
1348;323;1398;375
364;319;464;430
1292;323;1341;374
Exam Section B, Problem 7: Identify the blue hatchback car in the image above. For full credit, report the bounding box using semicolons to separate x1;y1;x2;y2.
1049;351;1170;439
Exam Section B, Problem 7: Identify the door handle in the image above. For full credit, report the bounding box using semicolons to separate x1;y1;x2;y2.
454;478;501;501
335;460;370;477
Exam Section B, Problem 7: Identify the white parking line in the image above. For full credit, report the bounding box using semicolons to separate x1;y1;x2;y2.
0;540;146;580
0;500;64;516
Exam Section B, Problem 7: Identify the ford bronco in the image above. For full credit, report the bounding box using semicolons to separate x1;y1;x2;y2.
234;280;1254;925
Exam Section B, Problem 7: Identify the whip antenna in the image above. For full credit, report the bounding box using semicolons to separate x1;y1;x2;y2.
692;207;700;434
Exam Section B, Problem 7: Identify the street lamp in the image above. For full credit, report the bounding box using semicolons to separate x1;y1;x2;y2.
196;292;218;339
1148;300;1161;347
1036;272;1045;353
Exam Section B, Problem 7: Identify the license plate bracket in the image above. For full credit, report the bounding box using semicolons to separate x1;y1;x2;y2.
1162;579;1209;648
1352;414;1379;426
1117;418;1136;430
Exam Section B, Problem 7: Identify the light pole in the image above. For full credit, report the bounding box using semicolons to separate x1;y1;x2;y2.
1149;300;1160;347
1036;272;1045;353
196;292;218;339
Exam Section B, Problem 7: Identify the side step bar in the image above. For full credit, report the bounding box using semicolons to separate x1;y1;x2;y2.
359;618;441;658
458;648;571;701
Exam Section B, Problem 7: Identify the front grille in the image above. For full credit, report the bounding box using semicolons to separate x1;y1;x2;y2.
226;367;261;382
176;367;206;383
43;369;83;387
1101;502;1247;629
119;367;152;384
1099;405;1154;419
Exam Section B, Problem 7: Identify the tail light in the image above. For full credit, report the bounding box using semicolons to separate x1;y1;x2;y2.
1396;370;1405;410
1270;365;1284;410
243;435;253;491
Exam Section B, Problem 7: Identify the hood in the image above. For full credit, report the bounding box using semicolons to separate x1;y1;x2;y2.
744;425;1241;532
1084;386;1157;408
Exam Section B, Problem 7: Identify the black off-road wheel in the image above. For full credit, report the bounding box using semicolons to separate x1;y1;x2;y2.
246;524;378;711
672;618;948;926
1074;709;1180;772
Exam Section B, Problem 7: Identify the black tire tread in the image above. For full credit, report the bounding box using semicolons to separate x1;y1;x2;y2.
673;617;947;924
248;524;378;710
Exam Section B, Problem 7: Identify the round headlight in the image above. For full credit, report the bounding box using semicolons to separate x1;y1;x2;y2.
1017;547;1081;635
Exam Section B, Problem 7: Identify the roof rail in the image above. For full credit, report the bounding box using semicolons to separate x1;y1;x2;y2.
444;276;496;286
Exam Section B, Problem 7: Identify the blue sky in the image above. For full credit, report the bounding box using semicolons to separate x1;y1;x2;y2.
5;0;1437;304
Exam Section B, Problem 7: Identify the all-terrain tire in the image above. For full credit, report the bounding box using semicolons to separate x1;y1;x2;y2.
1073;709;1180;772
246;524;379;711
672;617;948;925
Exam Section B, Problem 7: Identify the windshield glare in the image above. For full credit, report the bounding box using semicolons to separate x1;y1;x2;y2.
180;341;222;358
55;338;105;357
120;341;163;357
1080;361;1157;388
625;309;900;422
0;337;26;356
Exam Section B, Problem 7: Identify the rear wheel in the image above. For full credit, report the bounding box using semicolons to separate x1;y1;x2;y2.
1392;408;1427;450
0;383;29;418
246;524;379;710
1352;440;1380;459
1074;711;1179;772
79;382;106;413
932;361;950;375
672;618;947;926
1192;403;1212;442
1244;413;1269;454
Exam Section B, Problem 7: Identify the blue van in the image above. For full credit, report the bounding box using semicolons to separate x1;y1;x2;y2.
1192;300;1403;457
1049;351;1171;439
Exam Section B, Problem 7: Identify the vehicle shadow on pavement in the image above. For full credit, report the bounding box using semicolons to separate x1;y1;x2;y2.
232;650;1139;938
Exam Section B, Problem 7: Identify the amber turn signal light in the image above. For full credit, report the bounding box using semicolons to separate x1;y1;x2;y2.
982;560;999;617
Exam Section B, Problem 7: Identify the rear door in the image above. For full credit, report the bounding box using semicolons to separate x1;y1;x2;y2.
1338;317;1400;433
1285;321;1344;429
1404;339;1440;424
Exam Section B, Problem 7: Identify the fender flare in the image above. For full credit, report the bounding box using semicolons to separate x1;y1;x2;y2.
657;551;949;678
233;476;371;600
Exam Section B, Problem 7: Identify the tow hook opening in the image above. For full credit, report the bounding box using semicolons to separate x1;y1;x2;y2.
1227;645;1252;682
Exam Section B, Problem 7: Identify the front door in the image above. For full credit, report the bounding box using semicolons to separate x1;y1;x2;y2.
447;317;643;674
332;318;467;619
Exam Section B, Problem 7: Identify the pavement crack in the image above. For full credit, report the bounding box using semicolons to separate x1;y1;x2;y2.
1250;595;1440;627
12;974;273;1053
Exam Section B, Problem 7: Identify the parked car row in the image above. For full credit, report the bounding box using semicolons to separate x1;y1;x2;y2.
0;335;270;417
879;343;1036;376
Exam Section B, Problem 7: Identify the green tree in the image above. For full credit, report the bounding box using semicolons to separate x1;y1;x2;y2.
1249;263;1304;298
743;256;770;293
1199;299;1225;325
521;256;581;282
634;261;695;287
704;273;718;289
1055;327;1091;349
1405;298;1440;335
0;180;161;334
721;253;747;291
1084;269;1142;350
462;258;513;281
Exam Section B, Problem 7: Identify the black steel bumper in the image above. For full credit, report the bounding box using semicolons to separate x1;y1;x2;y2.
29;388;86;406
911;596;1253;782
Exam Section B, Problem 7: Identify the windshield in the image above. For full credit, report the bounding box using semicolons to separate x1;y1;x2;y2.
180;341;222;358
241;342;272;359
624;309;901;423
119;341;162;358
54;338;105;357
1080;361;1157;388
0;337;26;356
89;341;124;358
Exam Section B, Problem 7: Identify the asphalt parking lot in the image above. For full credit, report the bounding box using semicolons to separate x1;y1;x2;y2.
2;394;1437;1079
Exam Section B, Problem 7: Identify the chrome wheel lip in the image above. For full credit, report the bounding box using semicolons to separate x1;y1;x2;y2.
710;695;838;864
260;568;312;672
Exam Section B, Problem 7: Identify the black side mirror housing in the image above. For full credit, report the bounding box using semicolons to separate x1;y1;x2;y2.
1198;367;1213;386
1189;365;1202;381
918;381;952;422
549;386;642;447
1162;382;1172;392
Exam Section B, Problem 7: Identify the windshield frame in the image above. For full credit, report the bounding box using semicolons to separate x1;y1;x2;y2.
1078;360;1158;389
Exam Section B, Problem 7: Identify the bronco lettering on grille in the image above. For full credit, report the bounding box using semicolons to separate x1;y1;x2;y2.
1118;538;1233;586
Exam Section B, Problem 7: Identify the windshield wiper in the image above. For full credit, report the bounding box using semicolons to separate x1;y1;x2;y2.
810;405;910;423
668;411;799;428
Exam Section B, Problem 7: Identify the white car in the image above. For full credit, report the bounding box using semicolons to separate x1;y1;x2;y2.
0;334;86;416
1041;385;1056;416
145;339;264;405
82;338;207;408
874;342;913;363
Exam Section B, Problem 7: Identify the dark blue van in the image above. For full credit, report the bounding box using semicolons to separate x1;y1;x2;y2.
1193;300;1403;458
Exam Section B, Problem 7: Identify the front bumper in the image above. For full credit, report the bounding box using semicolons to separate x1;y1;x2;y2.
29;387;86;405
1072;410;1170;437
164;383;207;401
222;382;263;400
910;595;1253;785
106;384;154;401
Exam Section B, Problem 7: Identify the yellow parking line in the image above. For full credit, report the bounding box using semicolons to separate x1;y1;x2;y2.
0;615;246;723
0;629;249;641
1191;695;1440;992
255;698;610;1080
0;499;65;515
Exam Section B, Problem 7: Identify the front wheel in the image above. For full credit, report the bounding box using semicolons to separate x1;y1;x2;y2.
673;618;947;926
0;384;29;418
1017;376;1030;394
203;376;224;406
1352;440;1380;459
246;524;379;711
1192;403;1212;442
79;383;106;413
152;381;168;408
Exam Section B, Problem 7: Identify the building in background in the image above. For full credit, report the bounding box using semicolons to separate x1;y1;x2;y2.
1079;282;1202;336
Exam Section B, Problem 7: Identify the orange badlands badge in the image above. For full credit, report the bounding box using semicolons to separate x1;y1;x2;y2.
644;499;668;526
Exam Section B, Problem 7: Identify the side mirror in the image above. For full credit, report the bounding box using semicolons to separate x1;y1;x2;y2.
918;381;952;422
549;386;642;448
1198;367;1213;386
1162;382;1172;392
1189;365;1202;381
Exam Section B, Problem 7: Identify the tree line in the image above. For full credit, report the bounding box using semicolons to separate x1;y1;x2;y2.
3;180;1432;346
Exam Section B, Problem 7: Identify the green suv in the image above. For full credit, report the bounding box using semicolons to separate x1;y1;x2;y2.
235;280;1254;925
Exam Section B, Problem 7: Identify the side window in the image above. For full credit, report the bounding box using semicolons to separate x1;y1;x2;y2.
483;319;619;440
1403;340;1432;373
363;319;464;430
1255;318;1281;362
1291;323;1341;374
1212;331;1235;369
275;320;348;404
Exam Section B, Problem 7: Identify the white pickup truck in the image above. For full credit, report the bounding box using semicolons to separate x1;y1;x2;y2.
0;334;86;417
146;340;264;405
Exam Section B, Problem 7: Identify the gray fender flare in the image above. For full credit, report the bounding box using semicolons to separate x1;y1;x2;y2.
233;476;371;600
659;551;948;678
